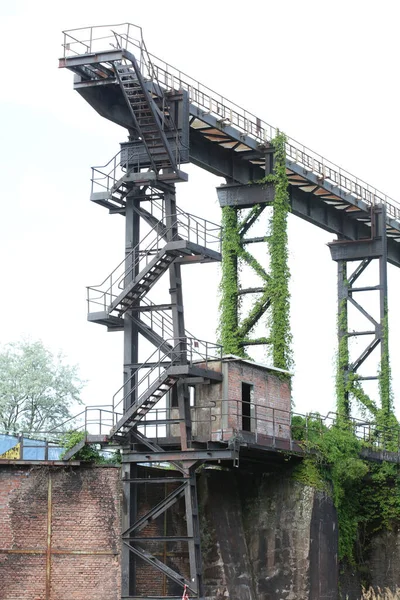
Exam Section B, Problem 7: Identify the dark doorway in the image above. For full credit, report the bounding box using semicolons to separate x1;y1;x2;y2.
242;383;252;431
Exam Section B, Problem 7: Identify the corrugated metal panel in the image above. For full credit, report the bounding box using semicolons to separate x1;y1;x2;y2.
0;433;64;460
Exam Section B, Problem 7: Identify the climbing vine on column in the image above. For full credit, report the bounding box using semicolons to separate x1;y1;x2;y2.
218;206;243;356
218;133;292;373
267;133;293;373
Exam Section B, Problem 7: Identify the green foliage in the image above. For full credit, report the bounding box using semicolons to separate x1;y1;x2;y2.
60;430;121;464
379;304;393;419
218;133;292;373
292;417;400;564
60;430;100;462
336;287;394;434
291;457;327;490
218;206;243;356
267;133;293;373
336;297;350;420
0;339;84;434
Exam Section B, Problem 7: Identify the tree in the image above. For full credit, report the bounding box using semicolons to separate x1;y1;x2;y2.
0;339;84;434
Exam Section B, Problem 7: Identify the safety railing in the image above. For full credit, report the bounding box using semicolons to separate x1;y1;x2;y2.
126;401;400;453
16;402;400;457
87;207;220;314
135;296;196;344
91;150;125;199
142;195;221;251
112;337;222;423
112;337;222;422
0;433;65;461
86;217;181;313
63;23;400;223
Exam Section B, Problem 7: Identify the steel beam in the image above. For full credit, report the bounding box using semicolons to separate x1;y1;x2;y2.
122;450;235;463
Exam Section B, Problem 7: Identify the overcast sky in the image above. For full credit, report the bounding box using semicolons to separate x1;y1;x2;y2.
1;0;400;420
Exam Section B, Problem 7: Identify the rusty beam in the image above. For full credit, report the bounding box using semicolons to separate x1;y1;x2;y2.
46;473;52;600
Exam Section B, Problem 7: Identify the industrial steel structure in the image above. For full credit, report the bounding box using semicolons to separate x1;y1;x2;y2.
59;23;400;599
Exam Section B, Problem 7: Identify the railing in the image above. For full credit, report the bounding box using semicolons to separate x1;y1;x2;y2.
11;403;400;458
142;195;221;251
0;433;65;461
87;218;175;313
136;296;196;344
87;206;220;314
112;337;222;423
91;150;125;199
113;400;400;454
62;23;400;223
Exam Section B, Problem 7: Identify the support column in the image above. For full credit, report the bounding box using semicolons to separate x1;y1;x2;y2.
122;188;141;599
124;189;141;411
337;259;350;420
164;189;192;450
329;204;390;419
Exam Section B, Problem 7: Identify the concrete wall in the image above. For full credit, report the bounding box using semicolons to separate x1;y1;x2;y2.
199;468;338;600
0;465;120;600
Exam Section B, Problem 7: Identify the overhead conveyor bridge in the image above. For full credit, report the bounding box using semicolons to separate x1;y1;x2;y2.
60;23;400;267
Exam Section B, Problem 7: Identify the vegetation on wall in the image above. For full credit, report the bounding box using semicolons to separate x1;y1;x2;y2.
291;415;400;568
60;430;121;464
379;304;393;421
336;288;395;439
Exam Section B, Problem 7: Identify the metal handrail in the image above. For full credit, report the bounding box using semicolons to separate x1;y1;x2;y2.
87;202;221;314
62;24;400;223
17;402;400;454
137;296;197;342
112;337;222;419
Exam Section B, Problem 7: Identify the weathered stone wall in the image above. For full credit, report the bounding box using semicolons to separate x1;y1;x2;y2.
340;528;400;598
0;465;121;600
199;468;338;600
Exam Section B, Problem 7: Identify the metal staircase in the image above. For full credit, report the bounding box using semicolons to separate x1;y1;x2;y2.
115;60;178;173
87;199;221;328
110;337;222;442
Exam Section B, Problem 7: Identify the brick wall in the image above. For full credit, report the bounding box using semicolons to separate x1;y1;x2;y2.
193;358;291;441
0;465;121;600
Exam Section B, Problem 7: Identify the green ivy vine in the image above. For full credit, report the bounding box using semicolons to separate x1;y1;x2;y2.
336;286;395;436
291;416;400;566
218;132;292;374
267;133;293;373
218;206;243;356
379;303;393;420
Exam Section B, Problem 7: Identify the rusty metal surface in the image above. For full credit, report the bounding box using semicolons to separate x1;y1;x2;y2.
46;474;52;600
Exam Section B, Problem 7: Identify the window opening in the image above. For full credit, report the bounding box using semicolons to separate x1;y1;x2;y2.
242;383;252;432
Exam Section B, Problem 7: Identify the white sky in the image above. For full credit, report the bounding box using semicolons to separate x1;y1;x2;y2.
1;0;400;420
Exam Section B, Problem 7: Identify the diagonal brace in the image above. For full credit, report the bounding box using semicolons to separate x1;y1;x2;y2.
124;541;196;594
238;291;271;337
129;429;185;474
122;482;187;537
350;337;380;372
